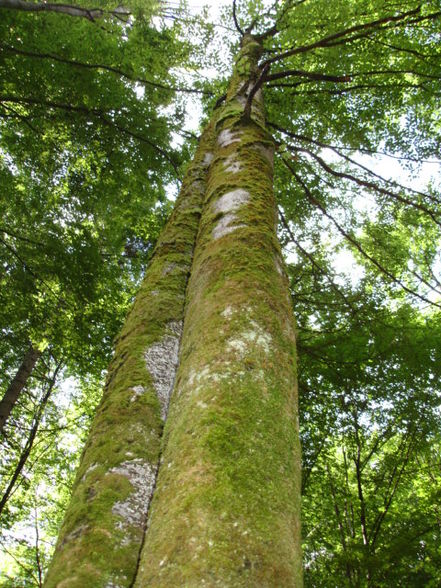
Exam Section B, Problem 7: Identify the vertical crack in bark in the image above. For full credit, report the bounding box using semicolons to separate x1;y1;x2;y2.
129;319;186;587
127;455;160;588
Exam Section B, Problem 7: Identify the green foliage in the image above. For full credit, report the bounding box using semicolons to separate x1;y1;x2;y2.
1;0;441;584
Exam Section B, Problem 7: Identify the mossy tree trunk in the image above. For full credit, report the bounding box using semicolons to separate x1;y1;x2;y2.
134;34;302;587
44;128;214;587
46;33;302;588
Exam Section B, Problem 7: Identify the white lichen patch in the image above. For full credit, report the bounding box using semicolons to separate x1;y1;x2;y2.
274;255;284;276
62;524;88;547
212;217;246;240
223;154;241;174
110;459;157;530
184;365;226;397
214;189;249;214
217;129;242;148
252;142;274;166
130;385;145;403
228;320;272;357
212;189;250;241
202;152;214;167
161;262;189;277
221;305;234;318
144;321;183;420
80;462;99;482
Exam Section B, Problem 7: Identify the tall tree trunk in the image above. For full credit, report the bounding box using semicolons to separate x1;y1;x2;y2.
0;361;61;518
46;33;302;588
44;127;214;587
0;344;41;435
134;34;302;586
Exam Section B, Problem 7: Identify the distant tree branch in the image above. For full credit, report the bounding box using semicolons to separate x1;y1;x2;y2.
243;64;269;119
262;6;424;66
0;362;61;518
269;122;441;204
287;144;441;227
0;233;70;309
232;0;244;35
266;68;351;84
369;431;416;550
267;81;434;95
0;43;213;96
0;94;181;176
281;156;441;309
0;0;130;21
278;208;353;309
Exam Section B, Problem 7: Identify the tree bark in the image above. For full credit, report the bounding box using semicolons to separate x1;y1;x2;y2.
44;127;214;587
134;34;302;587
0;0;129;20
46;32;302;588
0;344;41;435
0;361;60;518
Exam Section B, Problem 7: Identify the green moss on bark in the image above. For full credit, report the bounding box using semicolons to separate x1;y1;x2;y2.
134;36;302;588
44;127;215;588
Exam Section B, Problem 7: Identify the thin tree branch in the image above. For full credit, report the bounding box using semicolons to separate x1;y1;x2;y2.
243;64;269;119
0;44;213;96
266;68;351;84
232;0;244;35
262;6;423;66
0;0;130;21
281;157;441;309
289;144;441;226
279;208;353;309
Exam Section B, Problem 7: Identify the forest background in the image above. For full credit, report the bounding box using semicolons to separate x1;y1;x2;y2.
0;0;440;586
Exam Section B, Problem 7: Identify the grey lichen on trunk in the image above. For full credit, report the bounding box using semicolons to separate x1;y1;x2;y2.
134;34;303;587
144;319;183;420
44;128;214;588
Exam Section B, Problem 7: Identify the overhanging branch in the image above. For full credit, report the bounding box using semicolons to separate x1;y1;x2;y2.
0;0;130;20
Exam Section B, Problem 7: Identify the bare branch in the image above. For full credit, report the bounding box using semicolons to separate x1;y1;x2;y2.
278;208;353;309
262;6;423;66
243;64;270;119
232;0;244;35
266;68;351;84
281;156;441;309
0;0;130;21
288;144;441;227
0;44;213;96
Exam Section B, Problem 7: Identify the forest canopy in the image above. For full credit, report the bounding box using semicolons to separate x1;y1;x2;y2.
0;0;440;586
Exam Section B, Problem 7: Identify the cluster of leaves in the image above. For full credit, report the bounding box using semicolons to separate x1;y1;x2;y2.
288;261;441;585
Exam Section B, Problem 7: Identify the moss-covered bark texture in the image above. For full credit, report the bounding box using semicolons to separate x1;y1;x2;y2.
134;35;302;587
44;129;214;588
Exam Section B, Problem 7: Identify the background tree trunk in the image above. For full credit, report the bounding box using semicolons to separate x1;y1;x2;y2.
0;361;61;518
0;344;41;435
0;0;129;20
